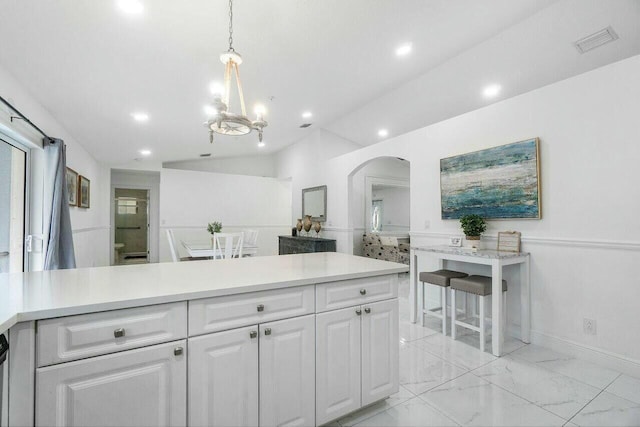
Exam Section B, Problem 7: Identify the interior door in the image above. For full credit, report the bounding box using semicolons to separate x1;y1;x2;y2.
361;299;399;406
259;314;315;427
315;306;361;426
0;139;26;273
188;325;259;427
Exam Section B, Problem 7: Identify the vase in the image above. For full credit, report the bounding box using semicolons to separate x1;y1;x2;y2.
313;221;321;236
464;235;481;249
303;215;313;234
296;219;303;234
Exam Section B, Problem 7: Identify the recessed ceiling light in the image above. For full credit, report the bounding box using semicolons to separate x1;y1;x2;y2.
258;141;265;148
395;43;412;57
302;111;312;119
117;0;143;15
378;129;389;138
139;149;151;156
131;112;149;122
483;84;502;98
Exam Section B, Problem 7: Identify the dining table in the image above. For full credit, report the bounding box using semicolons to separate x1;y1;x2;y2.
181;240;259;258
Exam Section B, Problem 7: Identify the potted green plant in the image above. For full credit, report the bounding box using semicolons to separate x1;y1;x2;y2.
207;221;222;235
459;214;486;241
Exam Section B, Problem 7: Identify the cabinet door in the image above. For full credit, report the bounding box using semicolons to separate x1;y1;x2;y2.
36;340;187;427
361;299;399;406
259;314;315;427
315;306;361;426
188;325;258;427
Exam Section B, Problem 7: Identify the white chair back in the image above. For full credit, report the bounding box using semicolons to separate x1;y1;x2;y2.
166;229;180;262
212;232;244;259
243;229;259;246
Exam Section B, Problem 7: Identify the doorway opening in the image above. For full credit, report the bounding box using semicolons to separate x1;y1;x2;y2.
113;188;149;265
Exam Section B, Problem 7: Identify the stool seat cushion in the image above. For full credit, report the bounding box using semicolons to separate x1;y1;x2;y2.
420;269;469;287
450;275;507;296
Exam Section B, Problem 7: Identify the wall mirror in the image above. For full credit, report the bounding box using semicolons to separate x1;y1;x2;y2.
302;185;327;222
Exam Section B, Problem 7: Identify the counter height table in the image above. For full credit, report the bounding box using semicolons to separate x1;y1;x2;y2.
410;245;530;356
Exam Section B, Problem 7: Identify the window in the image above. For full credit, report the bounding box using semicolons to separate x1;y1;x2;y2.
117;198;138;215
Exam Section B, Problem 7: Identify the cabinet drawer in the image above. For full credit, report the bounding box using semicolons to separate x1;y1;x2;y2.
189;286;314;336
37;302;187;367
316;274;398;312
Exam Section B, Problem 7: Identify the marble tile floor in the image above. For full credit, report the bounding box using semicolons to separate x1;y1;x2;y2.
326;275;640;427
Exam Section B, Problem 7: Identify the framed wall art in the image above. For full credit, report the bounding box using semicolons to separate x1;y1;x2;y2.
78;175;90;208
66;167;78;206
440;138;541;219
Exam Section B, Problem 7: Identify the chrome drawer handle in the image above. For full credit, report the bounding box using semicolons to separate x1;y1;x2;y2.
264;328;272;336
360;289;367;295
250;330;258;339
114;328;125;338
174;346;183;356
355;309;362;316
364;307;371;314
257;304;265;312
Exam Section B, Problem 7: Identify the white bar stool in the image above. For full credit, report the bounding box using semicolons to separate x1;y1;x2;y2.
420;269;468;335
450;275;507;353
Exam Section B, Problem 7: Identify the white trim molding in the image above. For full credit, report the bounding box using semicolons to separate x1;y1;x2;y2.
72;226;110;234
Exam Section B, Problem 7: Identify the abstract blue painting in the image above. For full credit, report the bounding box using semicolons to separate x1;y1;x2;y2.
440;138;541;219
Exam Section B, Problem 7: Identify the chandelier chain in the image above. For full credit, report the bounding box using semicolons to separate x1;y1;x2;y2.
228;0;234;52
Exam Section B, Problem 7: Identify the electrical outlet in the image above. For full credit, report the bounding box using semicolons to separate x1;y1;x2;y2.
583;318;597;335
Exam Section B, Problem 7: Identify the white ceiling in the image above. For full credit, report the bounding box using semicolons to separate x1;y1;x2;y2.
0;0;638;165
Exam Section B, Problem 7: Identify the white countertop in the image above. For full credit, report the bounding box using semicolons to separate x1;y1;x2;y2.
0;252;408;332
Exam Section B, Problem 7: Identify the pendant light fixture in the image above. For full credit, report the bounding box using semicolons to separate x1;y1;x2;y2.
204;0;267;144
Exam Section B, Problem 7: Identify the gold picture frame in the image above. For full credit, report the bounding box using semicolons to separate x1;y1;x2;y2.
66;167;78;206
78;175;90;208
497;231;521;252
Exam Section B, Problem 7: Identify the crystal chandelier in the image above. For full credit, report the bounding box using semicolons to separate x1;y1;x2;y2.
205;0;267;144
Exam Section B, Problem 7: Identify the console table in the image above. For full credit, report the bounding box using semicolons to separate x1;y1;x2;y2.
410;245;530;356
279;236;337;255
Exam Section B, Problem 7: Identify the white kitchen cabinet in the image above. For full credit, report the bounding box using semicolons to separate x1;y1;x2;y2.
259;314;315;427
315;306;362;426
361;299;399;406
315;299;399;425
188;325;259;427
36;340;187;427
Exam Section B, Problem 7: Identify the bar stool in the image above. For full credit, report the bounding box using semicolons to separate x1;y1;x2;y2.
419;269;468;334
450;275;507;353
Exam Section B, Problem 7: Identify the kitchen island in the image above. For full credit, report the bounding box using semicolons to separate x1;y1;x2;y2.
1;252;408;427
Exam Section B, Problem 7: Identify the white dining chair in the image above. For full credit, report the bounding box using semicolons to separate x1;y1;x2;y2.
166;229;181;262
212;232;244;259
242;229;259;255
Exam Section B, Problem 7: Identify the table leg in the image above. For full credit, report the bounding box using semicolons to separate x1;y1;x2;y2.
491;261;504;356
410;250;418;324
521;256;531;343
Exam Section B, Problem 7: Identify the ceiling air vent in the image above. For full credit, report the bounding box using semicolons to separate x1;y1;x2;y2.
299;123;312;128
574;26;619;54
200;153;212;157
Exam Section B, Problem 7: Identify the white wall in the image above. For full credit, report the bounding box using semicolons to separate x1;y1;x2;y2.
372;186;410;231
281;55;640;367
164;154;277;178
0;65;110;269
110;169;161;264
275;128;361;226
159;168;291;261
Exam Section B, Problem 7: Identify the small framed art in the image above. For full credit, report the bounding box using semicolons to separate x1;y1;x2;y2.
448;236;463;247
497;231;521;252
78;175;90;208
66;167;78;206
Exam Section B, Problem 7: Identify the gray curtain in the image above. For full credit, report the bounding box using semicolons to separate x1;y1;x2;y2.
43;137;76;270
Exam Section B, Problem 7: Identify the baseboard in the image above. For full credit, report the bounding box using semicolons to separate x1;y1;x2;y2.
506;324;640;378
